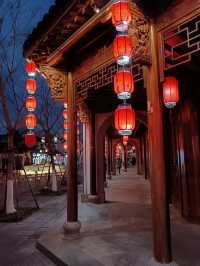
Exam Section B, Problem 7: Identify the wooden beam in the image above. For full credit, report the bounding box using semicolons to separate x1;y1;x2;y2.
47;1;112;66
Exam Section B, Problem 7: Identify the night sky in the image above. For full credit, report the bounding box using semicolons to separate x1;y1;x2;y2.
0;0;56;134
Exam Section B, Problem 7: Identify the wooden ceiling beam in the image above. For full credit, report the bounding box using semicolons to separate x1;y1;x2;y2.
47;1;112;66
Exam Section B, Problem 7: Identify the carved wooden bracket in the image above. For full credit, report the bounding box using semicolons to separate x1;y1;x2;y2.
39;65;67;100
129;7;150;64
77;103;90;124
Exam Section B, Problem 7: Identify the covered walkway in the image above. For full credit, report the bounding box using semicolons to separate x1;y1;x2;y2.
37;168;200;266
0;167;200;265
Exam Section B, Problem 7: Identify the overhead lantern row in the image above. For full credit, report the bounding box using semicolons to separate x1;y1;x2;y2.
112;0;135;138
24;60;37;148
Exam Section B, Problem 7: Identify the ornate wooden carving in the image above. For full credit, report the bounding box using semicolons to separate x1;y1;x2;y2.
39;65;67;100
162;12;200;70
77;103;90;124
73;4;150;82
75;62;143;104
130;5;150;63
157;1;200;80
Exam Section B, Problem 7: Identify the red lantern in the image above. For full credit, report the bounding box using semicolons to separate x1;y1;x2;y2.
77;127;80;135
64;100;68;109
25;132;36;148
64;131;68;141
115;103;135;135
63;109;68;119
163;76;179;108
112;0;131;32
25;96;37;111
25;114;37;130
114;70;134;99
26;61;36;77
26;79;37;95
113;34;133;65
64;120;68;130
63;142;68;151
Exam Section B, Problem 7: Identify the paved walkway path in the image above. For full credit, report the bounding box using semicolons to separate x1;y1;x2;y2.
0;167;200;265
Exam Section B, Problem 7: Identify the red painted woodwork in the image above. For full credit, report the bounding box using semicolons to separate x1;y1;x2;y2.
163;76;179;108
112;0;131;32
114;70;134;99
115;103;135;135
25;96;37;111
25;132;36;148
63;109;68;119
64;131;68;141
64;120;68;130
25;113;37;130
123;135;128;145
113;34;133;65
169;100;200;222
26;61;36;77
26;79;37;95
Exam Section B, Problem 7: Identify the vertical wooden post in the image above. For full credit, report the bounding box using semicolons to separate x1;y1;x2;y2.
110;139;113;175
145;23;172;263
90;113;97;195
96;132;106;203
63;72;81;233
124;145;127;172
107;138;112;179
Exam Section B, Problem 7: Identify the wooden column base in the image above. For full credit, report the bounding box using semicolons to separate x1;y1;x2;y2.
148;258;178;266
63;221;81;234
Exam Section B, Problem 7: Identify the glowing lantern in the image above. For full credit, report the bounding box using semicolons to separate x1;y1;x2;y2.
26;61;36;77
64;100;68;109
25;132;36;148
25;114;37;130
64;120;68;130
114;70;134;99
163;76;179;108
26;79;37;95
113;34;133;65
63;109;68;119
25;96;37;111
63;142;68;151
115;103;135;135
77;127;80;136
112;0;131;32
64;131;68;141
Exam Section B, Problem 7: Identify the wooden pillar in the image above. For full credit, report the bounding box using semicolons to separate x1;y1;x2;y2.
96;134;106;203
143;133;148;179
136;139;142;175
82;122;91;196
90;113;97;195
124;145;127;172
107;138;112;179
112;143;116;175
145;23;172;263
63;72;81;233
110;139;113;175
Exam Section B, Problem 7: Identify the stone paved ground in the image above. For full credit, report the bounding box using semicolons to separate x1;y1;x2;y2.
0;167;200;266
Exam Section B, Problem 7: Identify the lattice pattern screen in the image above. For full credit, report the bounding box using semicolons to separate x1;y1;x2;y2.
163;13;200;70
75;62;143;104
